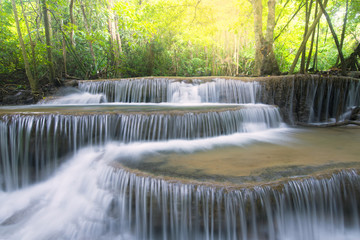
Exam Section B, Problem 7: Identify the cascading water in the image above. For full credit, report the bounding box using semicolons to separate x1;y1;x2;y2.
78;76;360;122
168;79;261;103
0;104;282;191
41;92;107;104
259;75;360;123
0;146;359;240
0;76;359;240
39;87;108;104
79;78;171;103
78;78;262;104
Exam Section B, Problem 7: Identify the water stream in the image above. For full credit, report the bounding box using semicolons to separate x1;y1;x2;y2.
0;76;359;239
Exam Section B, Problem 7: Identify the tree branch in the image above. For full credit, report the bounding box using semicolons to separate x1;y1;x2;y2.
316;0;346;75
274;1;305;41
289;0;328;74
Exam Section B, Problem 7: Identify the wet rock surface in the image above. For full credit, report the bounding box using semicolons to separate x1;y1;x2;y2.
350;107;360;120
1;90;35;105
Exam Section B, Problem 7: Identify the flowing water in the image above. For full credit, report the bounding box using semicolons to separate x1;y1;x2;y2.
0;76;359;240
78;77;360;122
78;78;262;104
122;127;360;184
0;104;282;191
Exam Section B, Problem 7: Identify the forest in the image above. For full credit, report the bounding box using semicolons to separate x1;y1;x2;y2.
1;0;360;95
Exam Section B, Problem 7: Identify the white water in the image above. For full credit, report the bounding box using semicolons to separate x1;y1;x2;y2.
0;104;283;191
170;82;202;103
168;79;260;103
1;77;359;239
78;78;262;104
77;77;360;123
41;92;107;104
0;148;115;240
0;130;289;239
0;136;359;240
96;127;292;161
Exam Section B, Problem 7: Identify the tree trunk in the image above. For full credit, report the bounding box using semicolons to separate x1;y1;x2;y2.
289;0;328;74
107;1;115;67
20;0;38;81
11;0;39;94
300;0;310;73
306;1;317;71
335;0;348;66
80;0;97;75
252;0;263;76
41;0;56;85
252;0;279;76
107;0;121;76
234;34;239;76
61;20;67;77
312;21;320;71
262;0;280;75
148;40;154;76
114;16;122;55
57;19;88;77
69;0;75;46
35;1;42;42
316;0;346;75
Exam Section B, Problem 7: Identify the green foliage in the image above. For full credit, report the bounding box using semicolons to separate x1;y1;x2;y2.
0;1;20;73
1;0;359;83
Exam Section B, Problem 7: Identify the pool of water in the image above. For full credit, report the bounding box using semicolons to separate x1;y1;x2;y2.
120;126;360;185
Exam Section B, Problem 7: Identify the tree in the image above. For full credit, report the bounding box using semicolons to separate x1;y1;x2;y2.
251;0;280;76
2;0;360;81
289;0;328;74
11;0;39;94
69;0;75;46
107;0;122;76
41;0;56;84
80;0;97;76
300;0;311;74
316;0;346;75
20;0;38;81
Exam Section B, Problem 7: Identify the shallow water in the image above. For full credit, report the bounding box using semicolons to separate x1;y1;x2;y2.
0;103;245;114
121;126;360;185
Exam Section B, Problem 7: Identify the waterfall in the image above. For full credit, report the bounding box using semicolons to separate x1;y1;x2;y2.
100;165;360;240
78;78;171;103
78;78;262;104
0;104;282;191
0;146;359;240
299;76;360;122
1;75;359;239
168;79;261;103
259;75;360;123
78;76;360;123
40;92;107;104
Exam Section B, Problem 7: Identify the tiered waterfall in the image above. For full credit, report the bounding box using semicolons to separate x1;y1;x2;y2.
0;75;359;240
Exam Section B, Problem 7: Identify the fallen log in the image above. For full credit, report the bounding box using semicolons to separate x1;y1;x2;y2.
296;120;360;127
